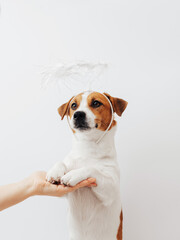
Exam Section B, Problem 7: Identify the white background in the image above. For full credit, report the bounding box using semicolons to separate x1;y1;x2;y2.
0;1;179;240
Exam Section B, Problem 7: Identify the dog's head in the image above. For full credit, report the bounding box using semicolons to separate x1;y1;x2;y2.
58;91;127;136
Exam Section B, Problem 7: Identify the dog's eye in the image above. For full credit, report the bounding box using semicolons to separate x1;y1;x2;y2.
92;100;102;108
71;102;77;110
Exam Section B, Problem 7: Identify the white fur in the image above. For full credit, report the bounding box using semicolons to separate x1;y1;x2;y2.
47;92;122;240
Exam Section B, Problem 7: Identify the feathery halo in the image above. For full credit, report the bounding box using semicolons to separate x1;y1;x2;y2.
41;61;108;94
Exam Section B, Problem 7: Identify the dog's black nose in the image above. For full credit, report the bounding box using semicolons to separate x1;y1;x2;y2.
73;111;89;130
74;111;86;120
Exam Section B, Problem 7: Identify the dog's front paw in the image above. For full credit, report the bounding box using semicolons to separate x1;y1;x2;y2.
61;169;89;187
46;164;66;184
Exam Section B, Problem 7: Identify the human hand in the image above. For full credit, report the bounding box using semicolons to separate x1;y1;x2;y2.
29;171;96;197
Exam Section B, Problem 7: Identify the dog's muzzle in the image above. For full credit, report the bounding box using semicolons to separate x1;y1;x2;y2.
73;111;90;130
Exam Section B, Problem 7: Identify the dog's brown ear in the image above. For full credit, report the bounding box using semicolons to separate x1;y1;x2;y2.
103;93;128;116
58;97;74;120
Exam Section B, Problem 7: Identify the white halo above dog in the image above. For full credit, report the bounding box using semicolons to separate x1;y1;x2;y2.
41;60;108;95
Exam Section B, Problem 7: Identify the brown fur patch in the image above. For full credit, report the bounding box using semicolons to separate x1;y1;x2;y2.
103;93;128;117
68;93;83;119
117;211;123;240
87;92;116;131
57;93;83;120
58;96;74;120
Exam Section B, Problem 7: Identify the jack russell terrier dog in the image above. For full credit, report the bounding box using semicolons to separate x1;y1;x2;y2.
46;91;128;240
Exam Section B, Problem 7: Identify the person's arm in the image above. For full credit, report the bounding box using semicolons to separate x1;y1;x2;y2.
0;171;96;211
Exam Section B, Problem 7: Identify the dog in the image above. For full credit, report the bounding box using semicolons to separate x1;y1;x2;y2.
46;91;128;240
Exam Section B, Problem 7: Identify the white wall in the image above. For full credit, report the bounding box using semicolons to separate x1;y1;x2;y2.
0;1;179;240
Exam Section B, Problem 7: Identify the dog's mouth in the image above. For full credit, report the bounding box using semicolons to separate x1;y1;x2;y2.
74;120;90;131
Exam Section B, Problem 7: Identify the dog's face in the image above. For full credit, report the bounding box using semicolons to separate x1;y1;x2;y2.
58;91;128;134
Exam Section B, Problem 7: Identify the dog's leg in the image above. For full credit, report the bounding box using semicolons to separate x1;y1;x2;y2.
61;167;91;186
46;161;67;184
89;166;120;206
61;165;119;206
46;155;72;184
116;211;123;240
